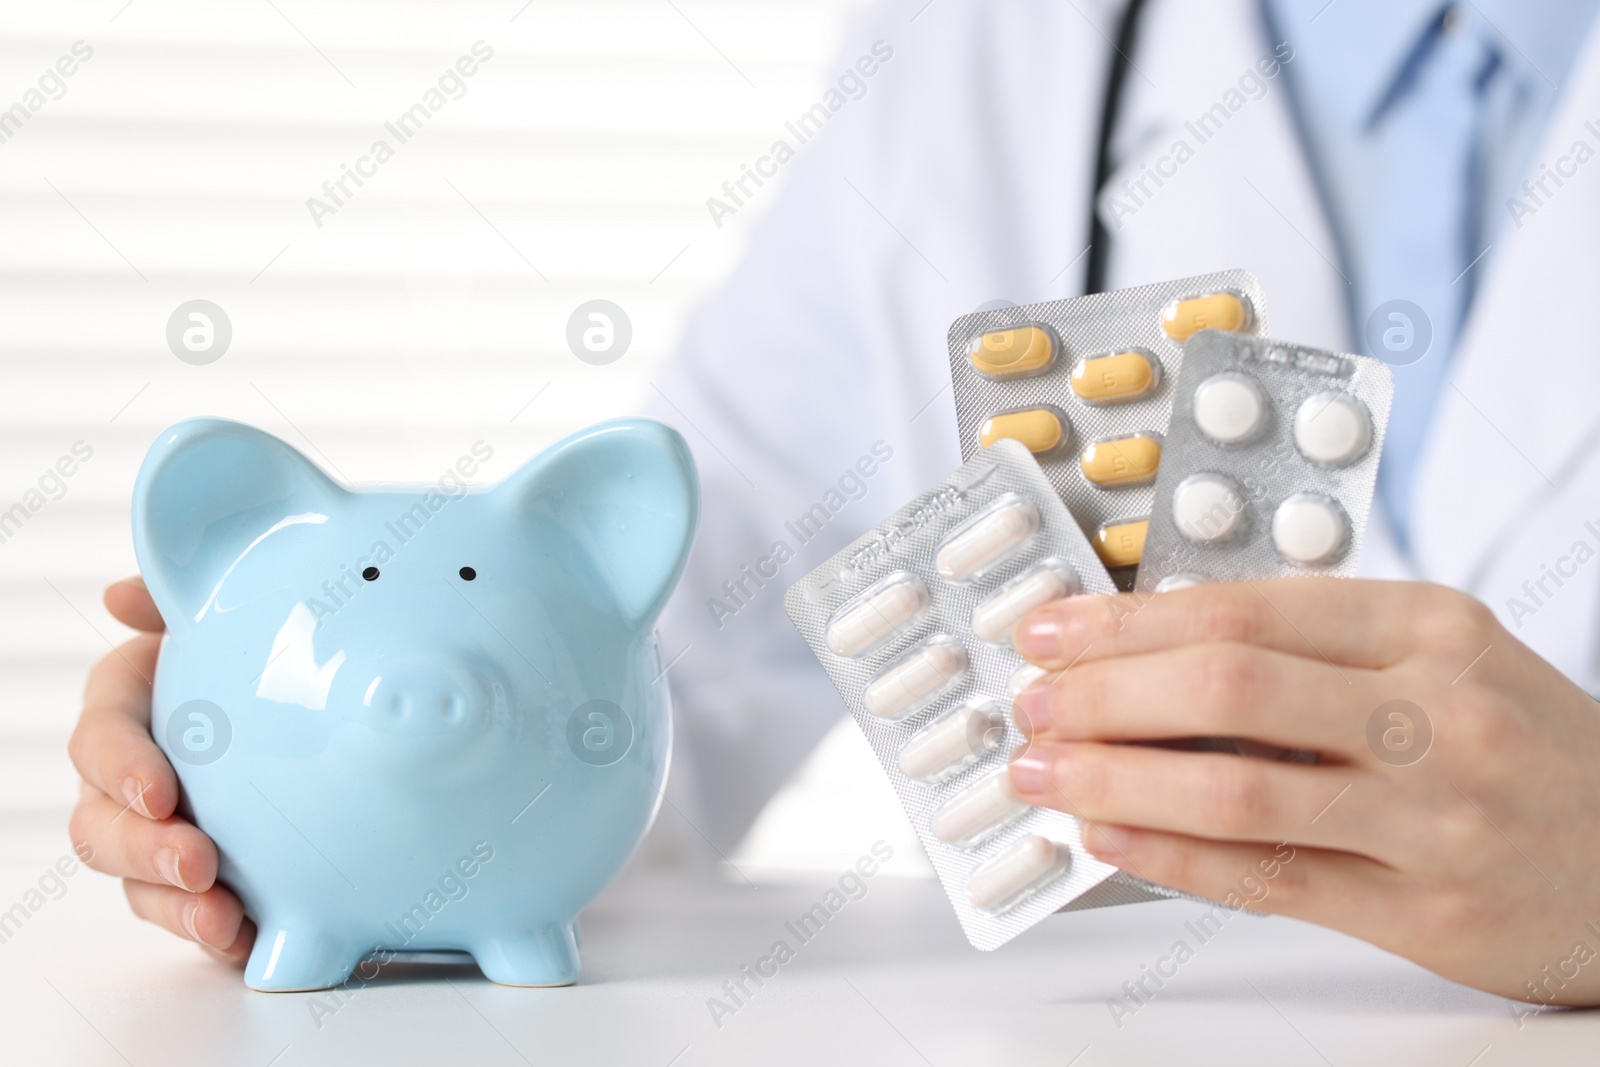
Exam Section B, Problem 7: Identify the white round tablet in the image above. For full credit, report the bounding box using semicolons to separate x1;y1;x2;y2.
1155;573;1208;592
1172;473;1245;544
1294;391;1372;467
1272;493;1349;565
1192;372;1268;445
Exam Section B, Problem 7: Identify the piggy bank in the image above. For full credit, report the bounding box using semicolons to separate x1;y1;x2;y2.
132;417;698;991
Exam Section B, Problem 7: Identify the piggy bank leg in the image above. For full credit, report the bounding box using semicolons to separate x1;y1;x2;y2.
244;922;365;992
471;922;580;987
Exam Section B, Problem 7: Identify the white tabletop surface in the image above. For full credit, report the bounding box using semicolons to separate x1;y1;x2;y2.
2;809;1597;1067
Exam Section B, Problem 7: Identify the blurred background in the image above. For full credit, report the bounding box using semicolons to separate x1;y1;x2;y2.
0;0;930;878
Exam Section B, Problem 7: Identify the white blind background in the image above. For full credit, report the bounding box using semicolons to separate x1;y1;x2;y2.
0;0;930;874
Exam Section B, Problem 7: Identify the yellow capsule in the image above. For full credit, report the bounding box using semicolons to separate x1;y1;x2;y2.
1093;518;1148;569
1070;350;1159;404
1079;434;1162;487
1160;293;1249;342
978;408;1067;454
967;325;1056;379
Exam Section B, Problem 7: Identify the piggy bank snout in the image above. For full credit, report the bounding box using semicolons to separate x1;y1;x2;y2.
363;662;494;734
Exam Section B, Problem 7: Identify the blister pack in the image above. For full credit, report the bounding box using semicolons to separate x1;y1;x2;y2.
1134;330;1394;593
945;270;1270;585
785;440;1179;950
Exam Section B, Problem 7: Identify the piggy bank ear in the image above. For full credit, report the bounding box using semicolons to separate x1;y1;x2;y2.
133;419;342;634
495;418;699;630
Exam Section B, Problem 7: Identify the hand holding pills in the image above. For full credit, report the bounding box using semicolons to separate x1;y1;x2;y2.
1007;579;1600;1004
786;268;1600;999
794;273;1398;949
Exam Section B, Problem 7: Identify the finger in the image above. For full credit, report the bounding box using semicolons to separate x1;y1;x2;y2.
1078;822;1397;931
104;576;165;633
1014;578;1434;672
68;632;179;820
1014;643;1374;755
69;788;218;892
123;880;252;961
1011;740;1384;856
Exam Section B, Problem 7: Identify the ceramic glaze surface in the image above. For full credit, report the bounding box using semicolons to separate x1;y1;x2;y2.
131;417;699;991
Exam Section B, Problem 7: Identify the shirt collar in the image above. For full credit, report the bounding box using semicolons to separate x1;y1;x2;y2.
1301;0;1453;127
1469;0;1598;94
1295;0;1600;129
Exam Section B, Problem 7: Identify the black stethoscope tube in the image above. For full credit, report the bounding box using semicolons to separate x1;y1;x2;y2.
1085;0;1151;295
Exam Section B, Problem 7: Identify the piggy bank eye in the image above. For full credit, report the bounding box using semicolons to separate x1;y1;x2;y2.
362;566;379;581
459;566;477;581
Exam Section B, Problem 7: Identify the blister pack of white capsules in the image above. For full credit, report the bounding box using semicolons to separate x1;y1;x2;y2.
785;439;1179;950
946;270;1270;587
1134;329;1394;594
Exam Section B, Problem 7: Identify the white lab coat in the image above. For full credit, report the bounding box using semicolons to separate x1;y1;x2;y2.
648;0;1600;852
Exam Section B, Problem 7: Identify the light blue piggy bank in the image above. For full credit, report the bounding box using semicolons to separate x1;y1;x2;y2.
132;417;698;991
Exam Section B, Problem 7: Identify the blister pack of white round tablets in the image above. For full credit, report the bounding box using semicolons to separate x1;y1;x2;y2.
1134;330;1394;594
784;441;1182;950
945;270;1270;586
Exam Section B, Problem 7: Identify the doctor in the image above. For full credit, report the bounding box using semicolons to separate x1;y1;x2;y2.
66;0;1600;1006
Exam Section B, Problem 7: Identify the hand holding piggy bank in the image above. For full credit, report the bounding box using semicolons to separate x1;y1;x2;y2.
132;417;698;991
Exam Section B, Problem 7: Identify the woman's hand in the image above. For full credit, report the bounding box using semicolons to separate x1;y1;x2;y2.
1008;578;1600;1005
67;577;254;964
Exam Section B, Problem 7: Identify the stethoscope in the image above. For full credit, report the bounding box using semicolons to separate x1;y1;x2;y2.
1085;0;1151;295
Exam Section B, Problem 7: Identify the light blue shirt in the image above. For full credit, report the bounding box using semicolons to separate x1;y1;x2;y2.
1262;0;1600;544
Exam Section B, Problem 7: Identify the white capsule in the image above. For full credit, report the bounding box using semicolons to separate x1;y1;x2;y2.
1272;492;1349;565
971;566;1077;643
1192;372;1268;445
825;576;929;657
898;701;1007;783
1173;472;1246;544
1008;663;1049;701
863;640;967;721
930;770;1027;847
1155;572;1208;592
1294;391;1372;467
967;835;1069;912
936;500;1040;582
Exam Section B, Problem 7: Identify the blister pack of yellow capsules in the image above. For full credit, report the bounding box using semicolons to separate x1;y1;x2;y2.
784;441;1189;951
945;270;1270;586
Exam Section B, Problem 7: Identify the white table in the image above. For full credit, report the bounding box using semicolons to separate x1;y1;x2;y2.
2;825;1596;1067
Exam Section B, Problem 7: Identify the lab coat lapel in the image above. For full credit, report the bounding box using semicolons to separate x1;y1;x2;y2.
1096;0;1354;377
1413;23;1600;590
1098;0;1408;584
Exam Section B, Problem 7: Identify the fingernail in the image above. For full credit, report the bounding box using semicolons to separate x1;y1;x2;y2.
1013;612;1061;662
180;898;203;943
1082;822;1133;857
1008;750;1053;795
156;847;190;892
1013;684;1051;735
123;575;147;590
121;778;152;819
